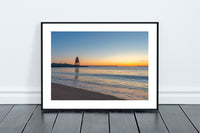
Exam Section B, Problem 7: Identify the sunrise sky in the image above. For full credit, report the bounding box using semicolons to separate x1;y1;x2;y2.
51;32;148;66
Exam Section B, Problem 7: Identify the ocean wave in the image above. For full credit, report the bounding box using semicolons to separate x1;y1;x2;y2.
52;74;148;91
52;71;148;80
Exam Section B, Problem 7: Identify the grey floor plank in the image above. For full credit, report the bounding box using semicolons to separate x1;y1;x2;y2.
23;105;57;133
0;105;13;122
180;105;200;132
135;111;169;133
110;111;139;133
81;112;109;133
0;105;36;133
52;111;82;133
159;105;198;133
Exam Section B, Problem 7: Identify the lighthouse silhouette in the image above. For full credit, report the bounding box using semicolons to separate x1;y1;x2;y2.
75;56;80;66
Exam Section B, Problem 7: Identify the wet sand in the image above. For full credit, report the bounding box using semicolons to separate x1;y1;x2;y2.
51;83;123;100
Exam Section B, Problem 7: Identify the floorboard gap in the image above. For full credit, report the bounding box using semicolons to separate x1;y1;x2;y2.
179;105;199;133
51;112;59;132
158;110;170;133
108;112;111;133
133;112;141;133
21;105;38;133
0;105;14;124
79;112;84;133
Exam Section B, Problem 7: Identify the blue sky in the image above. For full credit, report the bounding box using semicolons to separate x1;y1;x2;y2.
51;32;148;66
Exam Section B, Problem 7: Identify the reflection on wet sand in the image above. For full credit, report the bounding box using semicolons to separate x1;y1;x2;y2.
75;67;79;80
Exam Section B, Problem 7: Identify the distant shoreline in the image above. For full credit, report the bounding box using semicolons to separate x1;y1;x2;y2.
52;66;88;67
51;63;88;67
51;63;148;67
51;83;123;100
51;66;148;67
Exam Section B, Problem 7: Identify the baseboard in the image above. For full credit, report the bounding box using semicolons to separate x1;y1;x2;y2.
159;91;200;104
0;91;200;104
0;92;41;104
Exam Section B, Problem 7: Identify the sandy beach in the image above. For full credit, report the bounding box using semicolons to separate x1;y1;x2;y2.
51;83;123;100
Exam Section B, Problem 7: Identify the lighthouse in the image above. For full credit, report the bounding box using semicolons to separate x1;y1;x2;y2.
75;56;80;66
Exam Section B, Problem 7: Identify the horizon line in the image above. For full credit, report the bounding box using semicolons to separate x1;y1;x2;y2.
51;63;148;67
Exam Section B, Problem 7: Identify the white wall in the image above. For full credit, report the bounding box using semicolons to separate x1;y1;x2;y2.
0;0;200;104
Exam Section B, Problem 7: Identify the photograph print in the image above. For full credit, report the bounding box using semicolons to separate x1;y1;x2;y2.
42;22;158;109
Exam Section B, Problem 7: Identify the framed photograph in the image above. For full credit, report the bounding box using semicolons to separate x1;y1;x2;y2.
41;22;158;110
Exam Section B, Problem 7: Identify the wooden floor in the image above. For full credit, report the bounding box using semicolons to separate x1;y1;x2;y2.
0;105;200;133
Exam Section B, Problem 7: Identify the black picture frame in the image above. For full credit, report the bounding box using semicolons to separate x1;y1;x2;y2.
41;22;159;111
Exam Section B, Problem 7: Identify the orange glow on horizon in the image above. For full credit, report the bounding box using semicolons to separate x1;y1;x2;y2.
52;60;148;67
52;54;148;67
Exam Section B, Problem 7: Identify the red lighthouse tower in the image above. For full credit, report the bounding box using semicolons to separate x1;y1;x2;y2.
75;56;80;66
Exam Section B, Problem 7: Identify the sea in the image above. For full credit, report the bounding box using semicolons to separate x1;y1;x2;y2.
51;66;148;100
